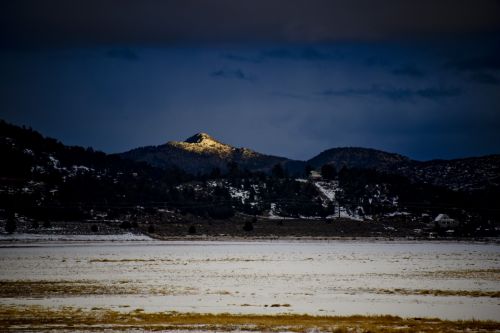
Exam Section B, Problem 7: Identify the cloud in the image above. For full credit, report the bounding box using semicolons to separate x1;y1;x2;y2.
269;91;313;101
468;72;500;85
222;54;261;63
261;47;341;61
392;64;425;78
447;50;500;72
4;0;498;46
223;47;341;64
107;48;139;61
210;69;255;81
415;87;462;99
320;85;461;101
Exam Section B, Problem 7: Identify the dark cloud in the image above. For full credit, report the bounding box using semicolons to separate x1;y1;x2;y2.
447;48;500;72
269;91;313;101
416;87;462;99
222;54;261;63
392;64;425;78
210;69;254;81
223;47;341;64
1;0;499;47
320;85;461;101
469;72;500;85
261;47;341;61
107;48;139;61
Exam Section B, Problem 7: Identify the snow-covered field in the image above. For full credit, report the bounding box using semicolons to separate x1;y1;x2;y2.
0;240;499;320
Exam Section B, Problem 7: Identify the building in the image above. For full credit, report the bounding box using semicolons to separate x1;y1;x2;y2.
433;214;459;229
308;170;322;181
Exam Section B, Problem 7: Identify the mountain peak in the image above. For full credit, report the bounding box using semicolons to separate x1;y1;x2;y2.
184;132;217;144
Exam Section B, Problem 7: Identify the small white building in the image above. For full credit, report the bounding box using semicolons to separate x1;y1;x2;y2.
434;214;459;228
308;170;322;181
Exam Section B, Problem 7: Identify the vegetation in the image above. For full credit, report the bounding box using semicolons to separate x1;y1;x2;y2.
4;212;16;234
0;305;498;332
0;119;499;237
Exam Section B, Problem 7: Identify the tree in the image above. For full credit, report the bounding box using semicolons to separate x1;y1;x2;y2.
42;219;51;229
209;167;221;179
90;224;99;232
227;162;239;178
304;164;313;177
5;212;16;234
148;225;155;233
120;221;131;229
188;225;196;234
271;163;285;179
321;164;337;180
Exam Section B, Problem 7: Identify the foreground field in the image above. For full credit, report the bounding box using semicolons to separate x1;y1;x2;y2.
0;240;499;332
1;305;499;332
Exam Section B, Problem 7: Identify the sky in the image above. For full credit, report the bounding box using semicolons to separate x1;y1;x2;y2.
1;1;500;161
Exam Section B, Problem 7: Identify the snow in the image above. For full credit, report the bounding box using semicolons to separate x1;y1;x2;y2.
2;241;498;320
229;186;250;203
386;211;411;217
326;206;364;221
23;148;34;156
0;233;153;242
267;203;294;220
314;181;338;201
71;165;92;172
48;155;61;169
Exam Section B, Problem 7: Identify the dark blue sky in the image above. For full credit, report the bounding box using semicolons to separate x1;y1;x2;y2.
1;1;499;161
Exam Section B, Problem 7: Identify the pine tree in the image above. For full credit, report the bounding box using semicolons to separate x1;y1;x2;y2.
5;213;17;234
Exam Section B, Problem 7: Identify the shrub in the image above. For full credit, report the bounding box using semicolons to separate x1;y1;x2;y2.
148;225;155;233
120;221;131;229
5;214;16;234
243;221;253;232
188;225;196;234
90;224;99;232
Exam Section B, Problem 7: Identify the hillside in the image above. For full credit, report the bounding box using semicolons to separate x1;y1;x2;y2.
307;147;411;172
306;147;500;191
119;134;500;192
1;120;499;238
119;132;296;175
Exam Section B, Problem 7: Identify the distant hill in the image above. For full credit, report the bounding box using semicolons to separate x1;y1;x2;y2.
307;147;500;191
118;132;297;175
119;134;500;191
1;119;499;235
307;147;411;171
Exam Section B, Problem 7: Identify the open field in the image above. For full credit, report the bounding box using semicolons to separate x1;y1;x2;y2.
0;240;499;332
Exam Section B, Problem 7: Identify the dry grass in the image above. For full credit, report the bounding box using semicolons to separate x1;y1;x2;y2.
0;305;499;332
417;268;500;280
0;280;197;297
363;287;500;298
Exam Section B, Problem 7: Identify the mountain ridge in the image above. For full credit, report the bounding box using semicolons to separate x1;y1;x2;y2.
119;132;292;175
118;132;500;191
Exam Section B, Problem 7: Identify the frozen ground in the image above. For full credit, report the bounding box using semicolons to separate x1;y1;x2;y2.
0;240;499;320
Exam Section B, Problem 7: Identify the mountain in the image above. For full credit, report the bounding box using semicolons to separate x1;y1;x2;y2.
394;155;500;191
307;147;411;171
1;120;499;236
0;119;190;212
307;147;500;191
119;132;297;175
120;135;499;191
